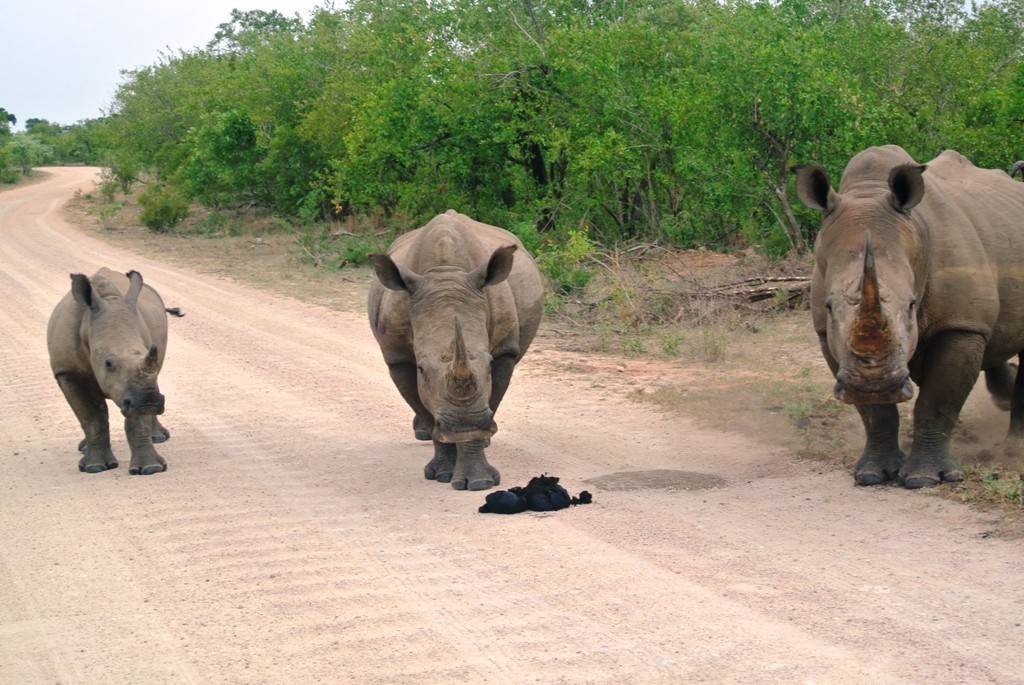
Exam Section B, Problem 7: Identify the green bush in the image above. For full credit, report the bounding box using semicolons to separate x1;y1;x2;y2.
138;184;190;232
296;224;392;269
536;227;596;296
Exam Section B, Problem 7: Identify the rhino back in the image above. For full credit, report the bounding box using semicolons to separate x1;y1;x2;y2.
46;290;90;376
913;153;1024;357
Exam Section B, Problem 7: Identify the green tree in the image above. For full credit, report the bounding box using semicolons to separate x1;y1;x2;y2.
7;133;54;175
94;0;1024;254
0;107;16;137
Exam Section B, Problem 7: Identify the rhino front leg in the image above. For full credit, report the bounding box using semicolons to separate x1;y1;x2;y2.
853;403;905;485
450;439;500;491
901;332;984;488
125;414;167;475
425;440;457;483
55;373;118;472
388;362;436;441
488;353;518;413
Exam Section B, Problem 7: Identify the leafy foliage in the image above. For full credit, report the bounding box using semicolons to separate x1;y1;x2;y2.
6;134;54;175
65;0;1024;256
138;183;190;231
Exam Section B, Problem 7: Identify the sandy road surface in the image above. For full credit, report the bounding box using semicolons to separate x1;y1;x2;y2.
2;168;1023;684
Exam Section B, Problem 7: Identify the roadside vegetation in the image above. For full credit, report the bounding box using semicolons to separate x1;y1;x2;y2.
10;0;1024;515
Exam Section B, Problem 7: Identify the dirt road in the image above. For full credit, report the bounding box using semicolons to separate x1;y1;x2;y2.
2;168;1022;684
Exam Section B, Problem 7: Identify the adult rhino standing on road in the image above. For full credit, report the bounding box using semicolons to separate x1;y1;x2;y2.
793;145;1024;488
48;268;179;475
368;210;544;491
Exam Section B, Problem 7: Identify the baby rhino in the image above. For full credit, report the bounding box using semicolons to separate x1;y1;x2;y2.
47;268;179;474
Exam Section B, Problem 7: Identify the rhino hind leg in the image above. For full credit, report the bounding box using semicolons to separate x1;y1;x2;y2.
451;439;500;491
425;441;457;482
413;415;432;441
1000;355;1024;458
984;362;1017;412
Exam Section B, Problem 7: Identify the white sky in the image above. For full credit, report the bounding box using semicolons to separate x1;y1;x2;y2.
0;1;322;129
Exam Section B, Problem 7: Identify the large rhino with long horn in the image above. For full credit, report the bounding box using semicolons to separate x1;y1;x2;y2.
368;210;544;491
47;268;180;475
793;145;1024;488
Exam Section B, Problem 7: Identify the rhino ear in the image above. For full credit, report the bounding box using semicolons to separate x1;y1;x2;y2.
792;165;837;212
887;164;926;213
124;270;144;308
144;344;159;373
370;254;423;294
470;244;517;289
70;273;96;309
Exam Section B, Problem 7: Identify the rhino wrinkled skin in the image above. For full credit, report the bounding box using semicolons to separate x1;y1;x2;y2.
47;268;174;475
794;145;1024;488
368;210;544;491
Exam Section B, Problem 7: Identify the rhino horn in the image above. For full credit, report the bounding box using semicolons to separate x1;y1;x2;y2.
859;233;880;315
124;270;144;308
849;233;892;357
144;344;159;374
446;317;477;398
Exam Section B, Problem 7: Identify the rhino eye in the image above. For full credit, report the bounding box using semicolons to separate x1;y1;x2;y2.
104;357;116;370
824;300;833;315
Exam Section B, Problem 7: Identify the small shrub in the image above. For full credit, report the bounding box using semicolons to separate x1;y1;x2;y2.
980;468;1023;506
536;226;596;296
659;330;685;357
138;184;189;232
296;223;391;269
701;326;728;363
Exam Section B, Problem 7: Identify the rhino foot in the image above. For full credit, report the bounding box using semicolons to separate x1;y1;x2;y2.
856;471;888;485
129;463;168;475
451;440;500;491
854;448;904;486
129;451;168;476
452;475;500;492
78;449;118;473
151;417;171;444
425;443;457;482
900;468;964;490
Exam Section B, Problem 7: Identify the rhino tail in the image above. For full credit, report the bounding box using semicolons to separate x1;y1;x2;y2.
165;307;185;318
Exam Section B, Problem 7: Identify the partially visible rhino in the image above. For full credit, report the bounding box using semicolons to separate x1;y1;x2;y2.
47;268;181;475
1011;161;1024;180
793;145;1024;488
368;210;544;491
